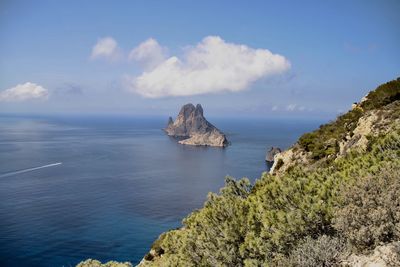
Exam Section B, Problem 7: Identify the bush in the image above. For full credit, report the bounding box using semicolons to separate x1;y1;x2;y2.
241;167;338;263
144;253;154;261
361;78;400;111
159;176;251;266
150;232;166;256
333;163;400;251
298;108;363;160
287;235;348;267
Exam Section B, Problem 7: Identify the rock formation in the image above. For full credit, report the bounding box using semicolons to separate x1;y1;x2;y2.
343;242;400;267
164;103;228;147
269;82;400;175
76;259;132;267
166;117;174;128
265;147;281;163
270;148;309;174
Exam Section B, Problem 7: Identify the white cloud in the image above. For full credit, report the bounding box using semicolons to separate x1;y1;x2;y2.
286;104;308;112
0;82;49;102
129;38;167;69
126;36;290;98
286;104;297;111
91;37;121;60
271;105;279;111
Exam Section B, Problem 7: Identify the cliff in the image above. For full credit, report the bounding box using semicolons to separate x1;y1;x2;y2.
270;78;400;175
343;242;400;266
164;103;228;147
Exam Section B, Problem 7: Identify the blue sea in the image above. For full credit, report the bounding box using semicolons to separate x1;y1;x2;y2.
0;115;321;266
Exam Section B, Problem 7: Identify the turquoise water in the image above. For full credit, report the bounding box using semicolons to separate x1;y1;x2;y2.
0;115;321;266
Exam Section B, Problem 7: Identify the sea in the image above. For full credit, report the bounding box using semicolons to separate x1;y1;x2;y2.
0;115;322;267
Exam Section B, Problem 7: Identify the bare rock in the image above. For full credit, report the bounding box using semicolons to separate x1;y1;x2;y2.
265;147;282;162
339;103;400;157
269;147;310;175
178;129;228;147
164;103;228;147
76;259;132;267
342;242;400;267
166;116;174;128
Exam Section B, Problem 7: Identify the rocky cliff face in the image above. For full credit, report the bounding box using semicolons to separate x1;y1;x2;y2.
270;108;399;175
164;103;228;147
270;90;400;175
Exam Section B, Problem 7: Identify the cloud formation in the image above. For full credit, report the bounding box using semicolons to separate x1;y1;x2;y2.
0;82;49;102
91;37;120;60
128;38;167;69
127;36;290;98
286;104;297;111
285;104;309;112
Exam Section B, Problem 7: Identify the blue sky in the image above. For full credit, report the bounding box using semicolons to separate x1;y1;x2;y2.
0;0;399;118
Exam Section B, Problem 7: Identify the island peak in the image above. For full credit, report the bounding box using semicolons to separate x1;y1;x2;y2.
164;103;228;147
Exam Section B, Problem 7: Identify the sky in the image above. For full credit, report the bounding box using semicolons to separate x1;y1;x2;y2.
0;0;399;119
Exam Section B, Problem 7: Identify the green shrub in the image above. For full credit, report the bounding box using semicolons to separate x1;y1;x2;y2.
144;253;154;261
150;232;166;256
361;78;400;111
287;235;348;267
159;176;251;266
241;167;338;263
298;108;363;160
333;163;400;251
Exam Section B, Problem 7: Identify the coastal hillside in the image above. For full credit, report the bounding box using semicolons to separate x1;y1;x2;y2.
270;78;400;175
78;78;400;267
136;78;400;267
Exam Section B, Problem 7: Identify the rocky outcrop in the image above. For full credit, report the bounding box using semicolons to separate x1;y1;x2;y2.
164;103;228;147
339;102;400;156
270;100;400;175
270;148;310;174
76;259;132;267
265;147;281;163
166;117;173;128
342;242;400;267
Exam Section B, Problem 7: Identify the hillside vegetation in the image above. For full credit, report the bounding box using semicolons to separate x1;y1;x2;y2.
137;78;400;267
298;78;400;161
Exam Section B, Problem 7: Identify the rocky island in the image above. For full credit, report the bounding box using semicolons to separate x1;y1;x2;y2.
164;103;229;147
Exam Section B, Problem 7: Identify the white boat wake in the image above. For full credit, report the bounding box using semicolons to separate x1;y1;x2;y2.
0;162;62;178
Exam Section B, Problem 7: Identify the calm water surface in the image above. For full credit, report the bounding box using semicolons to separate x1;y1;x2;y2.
0;115;321;266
